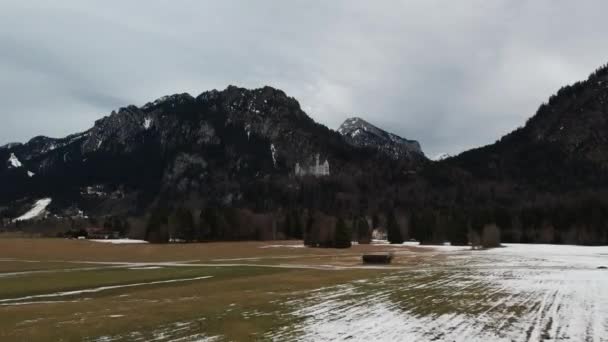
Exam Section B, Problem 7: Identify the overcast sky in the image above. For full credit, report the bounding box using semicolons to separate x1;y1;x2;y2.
2;1;608;157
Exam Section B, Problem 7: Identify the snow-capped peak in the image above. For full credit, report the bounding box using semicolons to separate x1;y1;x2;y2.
338;117;424;159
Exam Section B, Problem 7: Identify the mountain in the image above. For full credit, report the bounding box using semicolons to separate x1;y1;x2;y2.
4;63;608;246
338;117;424;160
0;86;420;224
447;64;608;190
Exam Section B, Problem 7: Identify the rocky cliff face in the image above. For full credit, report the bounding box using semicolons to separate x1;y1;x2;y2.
0;86;417;219
338;117;424;160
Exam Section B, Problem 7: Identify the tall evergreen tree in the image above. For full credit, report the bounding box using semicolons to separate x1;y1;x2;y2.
283;213;293;238
145;208;169;243
447;210;469;245
411;209;437;244
201;208;220;239
292;210;303;239
386;210;404;244
170;207;195;241
334;217;352;248
304;211;315;246
357;217;371;244
372;213;380;229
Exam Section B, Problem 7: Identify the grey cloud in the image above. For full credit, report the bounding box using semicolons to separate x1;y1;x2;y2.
2;0;608;157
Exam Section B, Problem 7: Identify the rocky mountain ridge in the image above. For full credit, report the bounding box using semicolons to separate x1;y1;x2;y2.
0;86;417;221
338;117;424;160
4;63;608;246
447;63;608;189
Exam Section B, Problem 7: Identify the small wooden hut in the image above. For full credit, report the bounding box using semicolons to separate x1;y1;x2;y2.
362;252;393;264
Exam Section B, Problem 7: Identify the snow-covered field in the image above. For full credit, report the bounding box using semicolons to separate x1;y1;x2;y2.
268;243;608;341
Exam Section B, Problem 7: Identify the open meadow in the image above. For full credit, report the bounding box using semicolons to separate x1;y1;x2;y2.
0;238;607;341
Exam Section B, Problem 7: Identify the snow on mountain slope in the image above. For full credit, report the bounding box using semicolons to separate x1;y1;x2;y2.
14;198;52;221
338;117;424;159
7;153;22;168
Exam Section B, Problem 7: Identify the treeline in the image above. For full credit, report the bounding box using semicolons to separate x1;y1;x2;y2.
140;206;374;247
394;198;608;246
303;212;370;248
143;207;313;243
303;196;608;247
136;195;608;247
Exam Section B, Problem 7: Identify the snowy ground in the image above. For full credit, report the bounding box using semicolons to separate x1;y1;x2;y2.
268;243;608;341
89;239;148;244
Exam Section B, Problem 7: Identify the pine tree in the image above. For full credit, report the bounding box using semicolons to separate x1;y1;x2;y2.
372;214;380;229
145;208;169;243
304;211;315;246
386;211;403;244
201;208;220;239
334;217;352;248
411;209;436;244
447;210;468;245
292;210;303;239
357;217;371;244
283;213;293;238
172;207;195;241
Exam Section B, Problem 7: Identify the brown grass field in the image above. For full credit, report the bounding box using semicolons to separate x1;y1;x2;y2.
0;238;430;341
2;238;603;341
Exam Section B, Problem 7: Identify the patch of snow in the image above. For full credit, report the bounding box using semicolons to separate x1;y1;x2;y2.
27;171;35;177
245;124;251;139
396;241;471;251
143;117;152;129
7;153;22;168
14;198;51;221
0;276;213;304
89;239;148;244
41;143;58;153
1;300;86;307
270;144;277;167
74;209;87;219
267;243;608;341
259;244;306;249
432;153;450;161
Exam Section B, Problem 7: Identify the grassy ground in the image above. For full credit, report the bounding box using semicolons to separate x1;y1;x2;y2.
0;239;403;341
2;239;600;341
0;238;435;263
0;260;93;273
